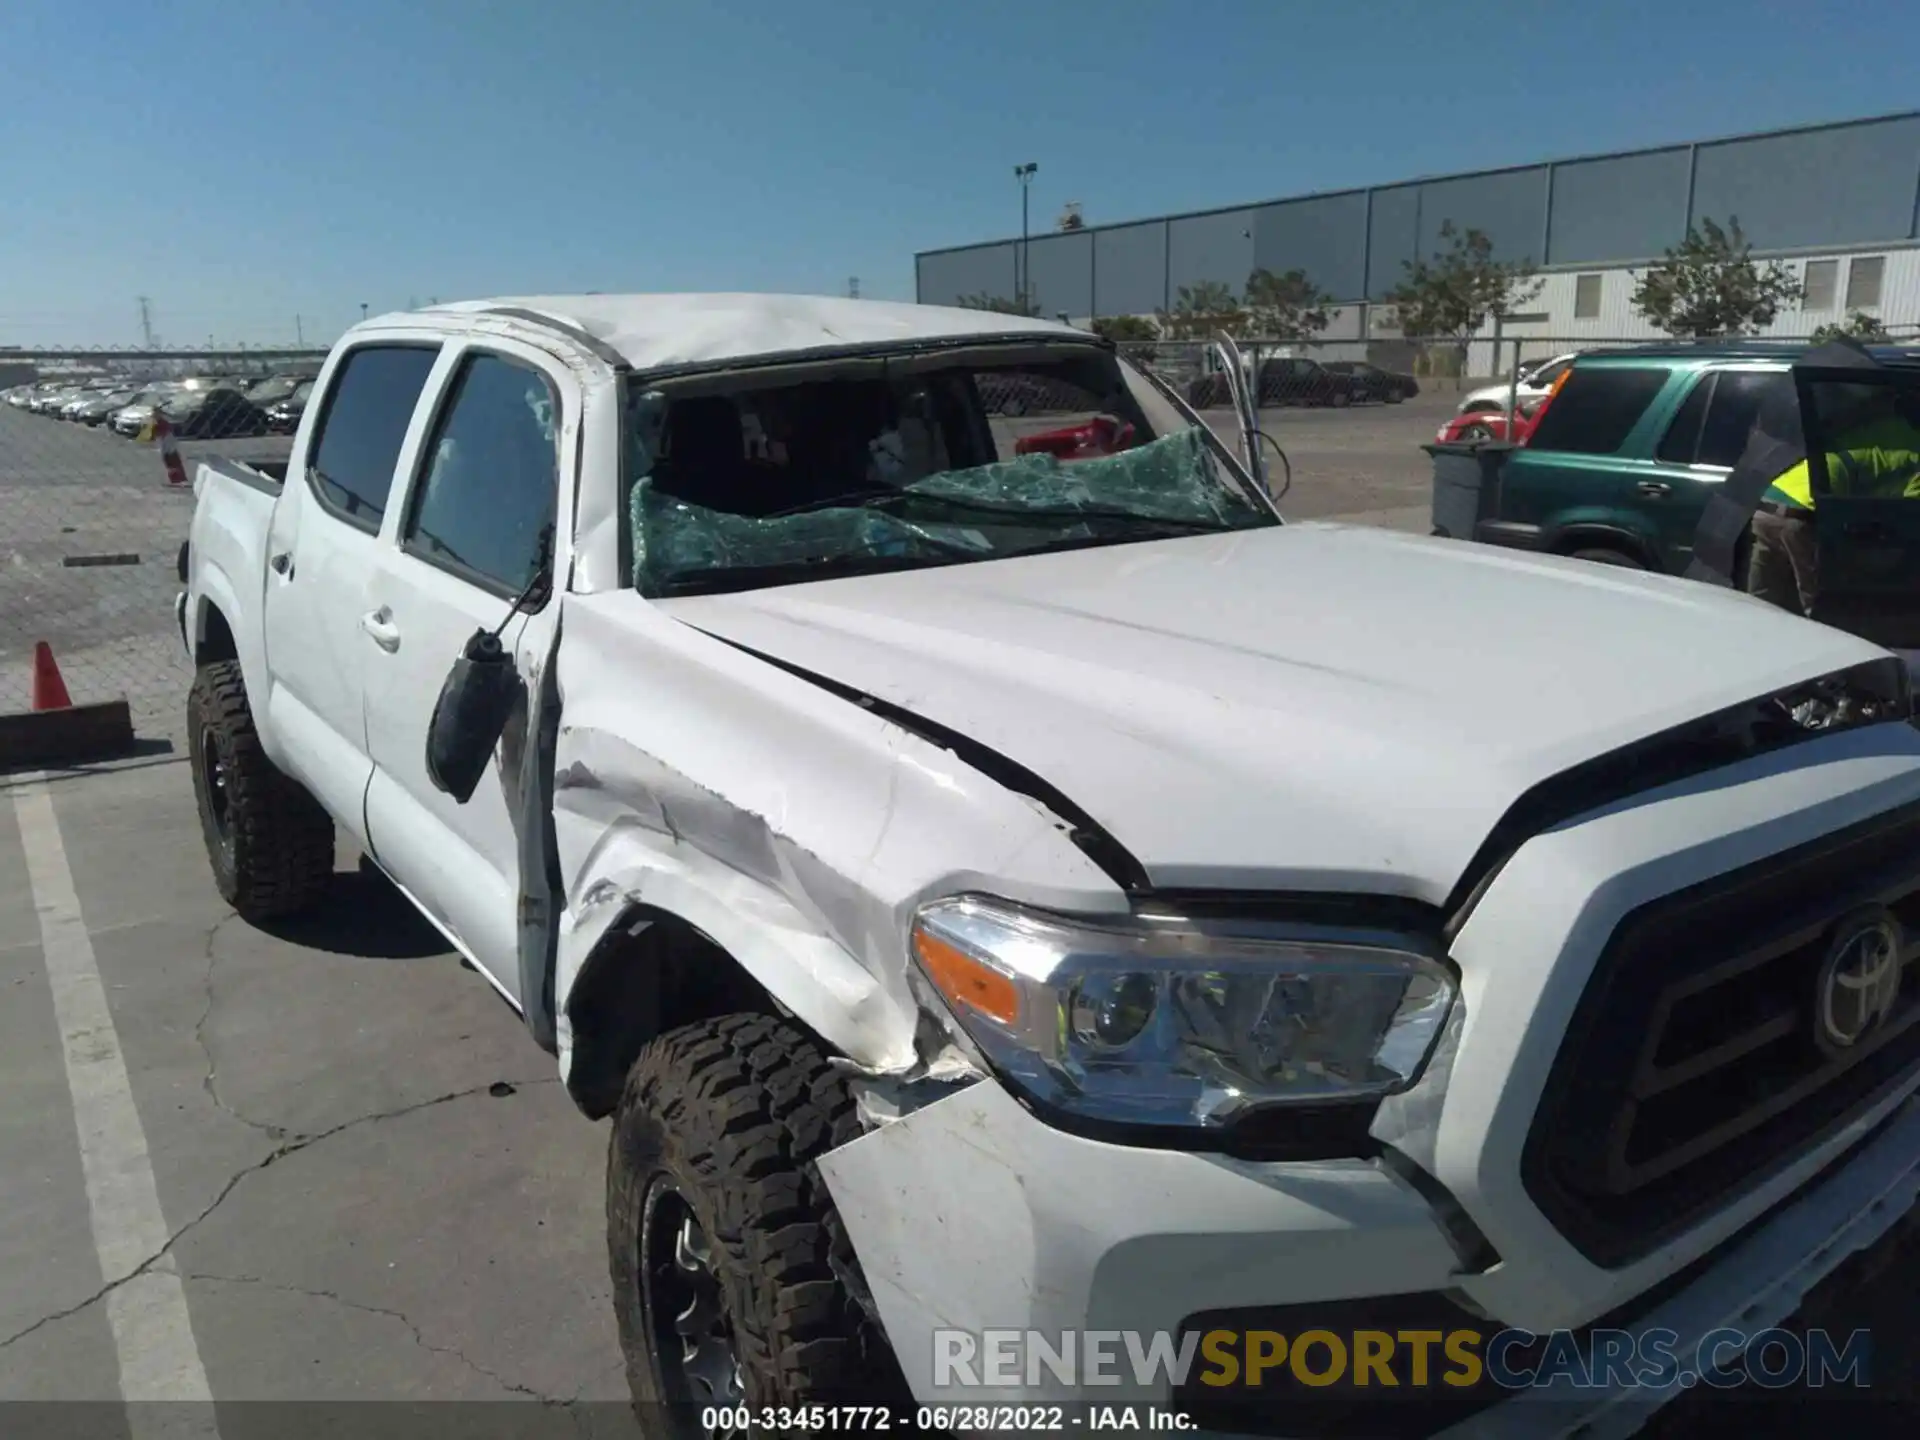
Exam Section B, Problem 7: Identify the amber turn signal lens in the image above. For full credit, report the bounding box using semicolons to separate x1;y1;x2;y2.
912;928;1021;1027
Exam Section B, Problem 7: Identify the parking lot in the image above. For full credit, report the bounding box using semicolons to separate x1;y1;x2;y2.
3;381;1914;1436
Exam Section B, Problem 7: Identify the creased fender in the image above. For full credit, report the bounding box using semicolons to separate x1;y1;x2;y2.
547;590;1126;1091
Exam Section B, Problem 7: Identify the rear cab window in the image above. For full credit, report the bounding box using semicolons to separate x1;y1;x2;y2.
305;345;441;530
1526;366;1671;455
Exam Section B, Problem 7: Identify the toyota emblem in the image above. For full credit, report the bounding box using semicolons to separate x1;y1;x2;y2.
1812;909;1904;1057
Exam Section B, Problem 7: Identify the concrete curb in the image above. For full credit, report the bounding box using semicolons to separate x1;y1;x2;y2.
0;698;137;770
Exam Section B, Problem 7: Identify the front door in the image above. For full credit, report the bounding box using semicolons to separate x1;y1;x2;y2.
1799;364;1920;649
361;343;573;1003
260;343;443;835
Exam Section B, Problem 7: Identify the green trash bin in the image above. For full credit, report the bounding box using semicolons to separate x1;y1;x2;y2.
1425;441;1516;543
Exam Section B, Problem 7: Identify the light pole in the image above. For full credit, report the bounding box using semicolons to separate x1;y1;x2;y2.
1014;162;1037;310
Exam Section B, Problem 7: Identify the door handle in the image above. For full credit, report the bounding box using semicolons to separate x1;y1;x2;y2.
360;608;401;652
269;551;293;577
1637;481;1673;498
1844;521;1892;542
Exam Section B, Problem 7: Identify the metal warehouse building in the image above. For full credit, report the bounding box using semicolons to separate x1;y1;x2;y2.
915;111;1920;354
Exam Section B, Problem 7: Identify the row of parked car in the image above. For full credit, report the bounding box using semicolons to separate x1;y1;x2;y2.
1185;356;1420;410
3;371;319;439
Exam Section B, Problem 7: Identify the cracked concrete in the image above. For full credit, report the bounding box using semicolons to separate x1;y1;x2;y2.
0;1081;557;1355
183;1272;560;1402
0;758;629;1410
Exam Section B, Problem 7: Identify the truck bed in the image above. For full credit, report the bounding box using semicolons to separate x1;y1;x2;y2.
195;453;286;493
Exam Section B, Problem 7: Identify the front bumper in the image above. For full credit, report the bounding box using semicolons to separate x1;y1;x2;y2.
820;1078;1919;1432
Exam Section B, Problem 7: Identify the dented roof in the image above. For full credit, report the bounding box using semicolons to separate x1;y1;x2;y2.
416;293;1079;372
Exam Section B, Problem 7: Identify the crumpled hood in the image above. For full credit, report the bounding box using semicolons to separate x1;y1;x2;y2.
661;523;1889;905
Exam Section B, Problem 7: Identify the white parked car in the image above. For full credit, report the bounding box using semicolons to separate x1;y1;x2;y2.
176;295;1920;1430
1456;351;1578;415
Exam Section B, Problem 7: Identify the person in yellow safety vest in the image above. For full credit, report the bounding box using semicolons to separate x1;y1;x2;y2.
1746;409;1920;616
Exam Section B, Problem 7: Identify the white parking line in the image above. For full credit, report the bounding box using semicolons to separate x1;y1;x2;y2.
12;777;220;1429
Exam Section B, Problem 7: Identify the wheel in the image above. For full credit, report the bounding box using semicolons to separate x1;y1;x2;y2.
607;1014;905;1434
1331;389;1352;408
188;660;336;920
1567;546;1646;569
1459;422;1495;442
1386;391;1404;405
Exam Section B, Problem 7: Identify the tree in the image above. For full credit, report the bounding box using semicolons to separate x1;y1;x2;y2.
1156;280;1247;340
1631;217;1802;338
1243;267;1333;340
1090;313;1159;364
1384;221;1542;344
955;290;1041;317
1811;310;1890;345
1089;314;1159;343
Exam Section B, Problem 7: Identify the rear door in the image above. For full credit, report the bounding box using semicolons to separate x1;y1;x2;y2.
1799;365;1920;648
260;342;442;835
1639;365;1791;572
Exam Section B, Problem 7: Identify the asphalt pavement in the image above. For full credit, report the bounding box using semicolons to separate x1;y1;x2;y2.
0;758;638;1438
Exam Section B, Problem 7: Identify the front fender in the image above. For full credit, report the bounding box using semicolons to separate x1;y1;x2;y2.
551;798;920;1085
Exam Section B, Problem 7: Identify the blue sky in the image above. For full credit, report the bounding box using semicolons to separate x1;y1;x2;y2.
3;0;1915;348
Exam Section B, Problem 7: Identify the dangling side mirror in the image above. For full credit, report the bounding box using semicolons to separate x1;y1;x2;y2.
425;629;520;804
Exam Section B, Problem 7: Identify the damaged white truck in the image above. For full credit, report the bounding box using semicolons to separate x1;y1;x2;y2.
177;295;1920;1437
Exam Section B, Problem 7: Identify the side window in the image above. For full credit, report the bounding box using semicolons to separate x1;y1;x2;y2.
1655;376;1713;463
1695;371;1788;469
1526;367;1671;455
307;346;440;528
404;353;559;594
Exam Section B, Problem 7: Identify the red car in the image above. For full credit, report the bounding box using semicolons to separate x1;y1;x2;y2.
1433;369;1569;446
1435;403;1540;445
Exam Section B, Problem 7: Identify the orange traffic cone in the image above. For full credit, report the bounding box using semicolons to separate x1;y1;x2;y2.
31;641;73;711
155;412;189;488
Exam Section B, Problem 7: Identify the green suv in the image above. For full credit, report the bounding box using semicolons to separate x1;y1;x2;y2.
1474;343;1803;574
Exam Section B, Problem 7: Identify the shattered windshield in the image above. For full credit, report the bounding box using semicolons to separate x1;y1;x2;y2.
624;346;1275;597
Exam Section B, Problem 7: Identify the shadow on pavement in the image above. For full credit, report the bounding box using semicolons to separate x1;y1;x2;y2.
253;855;450;961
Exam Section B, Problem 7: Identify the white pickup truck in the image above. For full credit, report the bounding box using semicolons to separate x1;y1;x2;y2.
177;295;1920;1436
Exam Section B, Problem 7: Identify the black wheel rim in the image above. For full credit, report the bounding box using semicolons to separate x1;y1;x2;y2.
199;727;234;861
642;1179;743;1436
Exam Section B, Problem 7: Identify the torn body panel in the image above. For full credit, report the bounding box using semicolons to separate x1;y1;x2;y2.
548;589;1125;1108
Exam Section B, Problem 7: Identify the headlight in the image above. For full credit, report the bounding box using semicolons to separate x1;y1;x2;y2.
908;895;1455;1135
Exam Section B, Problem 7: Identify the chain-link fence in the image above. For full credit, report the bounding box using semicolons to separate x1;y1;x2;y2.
0;347;326;753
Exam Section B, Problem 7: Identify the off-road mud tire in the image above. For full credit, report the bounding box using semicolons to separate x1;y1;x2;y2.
188;659;335;921
607;1014;910;1434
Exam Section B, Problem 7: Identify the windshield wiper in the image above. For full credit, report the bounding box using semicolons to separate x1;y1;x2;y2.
766;486;1237;533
